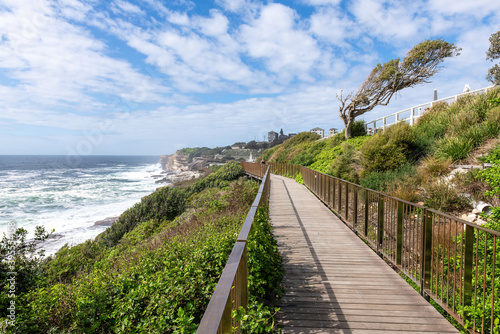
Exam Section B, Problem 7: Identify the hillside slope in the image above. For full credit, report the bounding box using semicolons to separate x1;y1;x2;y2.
0;162;283;333
262;87;500;225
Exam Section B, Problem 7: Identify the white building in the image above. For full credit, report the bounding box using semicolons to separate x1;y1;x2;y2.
310;127;325;138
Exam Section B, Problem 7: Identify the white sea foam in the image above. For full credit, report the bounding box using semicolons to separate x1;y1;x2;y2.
0;158;164;256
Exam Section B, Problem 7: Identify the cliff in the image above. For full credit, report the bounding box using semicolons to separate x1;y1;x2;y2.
157;153;203;184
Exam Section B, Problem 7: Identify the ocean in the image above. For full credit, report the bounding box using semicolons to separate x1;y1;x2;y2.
0;155;164;255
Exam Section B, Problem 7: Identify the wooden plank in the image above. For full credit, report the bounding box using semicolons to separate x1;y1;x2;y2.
269;174;459;333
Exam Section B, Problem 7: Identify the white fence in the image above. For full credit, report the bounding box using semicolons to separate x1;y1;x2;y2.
364;86;495;134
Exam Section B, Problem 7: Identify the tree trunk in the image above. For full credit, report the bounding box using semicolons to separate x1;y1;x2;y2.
344;117;353;139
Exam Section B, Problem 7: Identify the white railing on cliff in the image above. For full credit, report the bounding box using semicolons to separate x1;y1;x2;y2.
363;85;495;134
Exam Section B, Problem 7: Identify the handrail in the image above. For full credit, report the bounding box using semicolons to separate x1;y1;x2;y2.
245;161;499;334
364;86;494;134
196;164;270;334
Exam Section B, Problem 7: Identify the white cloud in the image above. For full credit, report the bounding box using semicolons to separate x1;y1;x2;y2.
167;10;190;25
301;0;342;6
112;0;146;16
351;0;428;41
0;0;169;111
240;3;321;81
310;7;357;45
215;0;258;15
428;0;500;18
193;9;229;37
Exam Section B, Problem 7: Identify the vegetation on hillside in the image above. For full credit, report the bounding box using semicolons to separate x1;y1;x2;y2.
262;87;500;219
261;87;500;334
0;162;283;333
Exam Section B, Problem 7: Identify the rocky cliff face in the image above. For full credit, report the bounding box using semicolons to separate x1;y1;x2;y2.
157;154;202;184
160;153;190;172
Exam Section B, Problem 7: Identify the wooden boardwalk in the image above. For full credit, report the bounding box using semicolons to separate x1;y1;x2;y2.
270;174;459;334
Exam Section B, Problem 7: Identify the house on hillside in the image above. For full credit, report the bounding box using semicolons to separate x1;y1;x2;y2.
329;128;338;137
310;127;324;138
268;131;278;142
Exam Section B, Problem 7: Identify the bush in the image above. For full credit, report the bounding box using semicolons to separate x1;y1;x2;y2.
330;142;360;183
351;119;367;137
360;122;414;173
360;135;406;172
417;156;452;179
0;226;51;295
360;164;417;192
386;178;421;204
434;136;475;161
10;179;261;333
422;181;471;213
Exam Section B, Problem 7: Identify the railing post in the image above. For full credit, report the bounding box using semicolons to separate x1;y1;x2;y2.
410;108;414;126
377;196;384;252
397;201;404;265
420;209;433;299
383;117;386;131
353;187;358;229
320;174;324;202
327;177;331;208
364;189;369;237
337;179;342;212
463;224;474;317
345;182;349;220
332;178;336;210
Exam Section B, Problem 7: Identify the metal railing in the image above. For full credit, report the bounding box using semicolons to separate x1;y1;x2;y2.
364;86;494;134
196;164;270;334
245;162;499;334
240;162;301;179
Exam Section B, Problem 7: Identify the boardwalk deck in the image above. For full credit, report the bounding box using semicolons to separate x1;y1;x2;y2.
270;174;459;334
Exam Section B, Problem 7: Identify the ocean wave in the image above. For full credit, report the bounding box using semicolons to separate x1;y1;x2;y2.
0;156;161;255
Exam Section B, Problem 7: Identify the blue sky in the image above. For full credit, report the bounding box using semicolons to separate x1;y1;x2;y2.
0;0;498;155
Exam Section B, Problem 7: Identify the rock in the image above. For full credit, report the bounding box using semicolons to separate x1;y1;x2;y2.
475;219;488;226
472;208;481;214
461;214;468;220
417;202;425;206
465;214;477;223
94;217;118;226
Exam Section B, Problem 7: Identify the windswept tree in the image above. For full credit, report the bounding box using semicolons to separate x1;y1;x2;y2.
338;39;460;139
486;29;500;85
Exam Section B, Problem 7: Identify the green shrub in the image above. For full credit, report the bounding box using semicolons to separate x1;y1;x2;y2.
360;135;406;172
327;131;346;147
233;207;283;333
434;136;475;161
330;142;360;183
422;181;471;213
0;226;51;296
295;173;304;185
360;121;414;173
418;156;452;179
351;119;367;137
360;164;417;192
483;144;500;163
478;160;500;198
10;179;261;333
